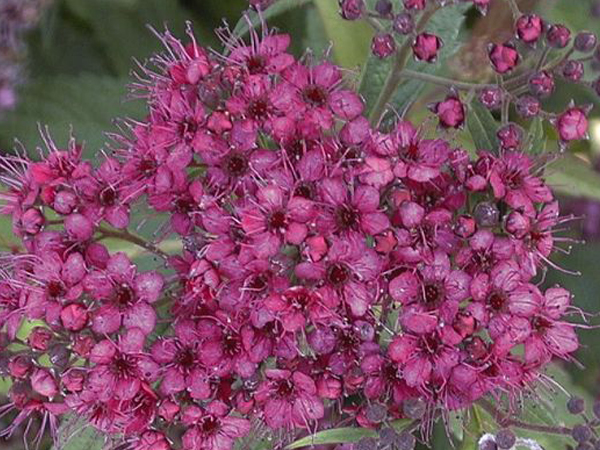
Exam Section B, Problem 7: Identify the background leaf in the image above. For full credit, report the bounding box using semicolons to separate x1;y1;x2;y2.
231;0;312;37
466;100;499;153
548;155;600;200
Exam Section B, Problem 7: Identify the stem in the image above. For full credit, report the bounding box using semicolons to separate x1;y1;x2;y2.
399;69;498;91
506;0;521;19
476;399;571;436
98;226;169;260
368;6;440;125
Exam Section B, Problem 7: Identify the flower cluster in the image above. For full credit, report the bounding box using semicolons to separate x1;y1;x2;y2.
0;6;590;450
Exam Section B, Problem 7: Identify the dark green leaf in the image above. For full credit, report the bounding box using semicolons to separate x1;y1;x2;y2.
547;155;600;200
231;0;312;37
526;117;546;154
360;3;470;116
52;416;105;450
0;75;144;156
286;419;411;449
467;100;499;153
313;0;372;68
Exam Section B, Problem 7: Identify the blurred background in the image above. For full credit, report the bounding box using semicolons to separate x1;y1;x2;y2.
1;0;600;449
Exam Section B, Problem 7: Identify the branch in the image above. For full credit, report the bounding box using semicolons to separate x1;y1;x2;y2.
97;226;170;260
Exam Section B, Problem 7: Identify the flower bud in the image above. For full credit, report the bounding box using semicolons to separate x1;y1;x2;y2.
574;31;597;52
404;0;425;10
562;60;584;82
62;368;86;392
488;42;519;73
478;87;503;110
339;0;364;20
371;33;396;59
431;93;465;129
21;208;45;234
397;431;416;450
365;403;387;423
393;12;414;35
515;95;541;118
546;24;571;48
572;424;593;443
515;14;544;43
479;440;497;450
529;70;555;98
402;397;426;419
60;303;89;331
495;429;516;449
497;123;523;151
28;326;52;351
556;106;589;142
413;33;443;62
456;215;476;238
505;211;530;238
31;368;58;398
567;396;586;414
375;0;393;16
474;202;499;227
8;355;32;379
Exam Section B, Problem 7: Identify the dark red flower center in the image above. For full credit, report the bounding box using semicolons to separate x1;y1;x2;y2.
112;353;137;378
178;117;199;142
532;315;552;333
268;210;287;230
138;158;157;175
275;379;295;398
175;347;196;369
335;205;359;230
424;284;441;304
294;182;315;199
488;292;505;311
423;334;441;354
200;416;220;435
248;272;269;291
174;195;196;213
248;98;270;119
327;263;350;286
115;284;135;307
223;333;242;356
465;336;487;361
246;55;267;74
99;187;117;206
225;153;249;177
47;280;66;298
303;84;328;106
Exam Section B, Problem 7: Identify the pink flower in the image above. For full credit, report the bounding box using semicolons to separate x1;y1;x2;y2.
255;369;324;429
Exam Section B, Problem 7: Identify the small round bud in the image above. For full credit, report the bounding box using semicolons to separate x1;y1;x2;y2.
379;427;399;447
515;14;544;44
488;42;519;74
404;0;425;10
48;343;70;369
556;107;589;142
575;32;597;52
455;215;476;238
497;123;523;151
402;397;426;419
546;24;571;48
366;403;387;423
529;70;555;98
572;424;593;443
372;33;396;59
375;0;393;16
515;95;541;118
495;429;516;449
28;327;53;352
397;431;416;450
339;0;364;20
567;396;586;414
479;440;498;450
432;94;465;129
393;12;414;35
21;208;45;235
478;87;503;110
562;60;585;82
355;437;377;450
474;202;500;227
412;32;443;62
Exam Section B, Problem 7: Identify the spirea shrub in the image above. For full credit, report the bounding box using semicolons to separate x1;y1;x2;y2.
0;0;598;449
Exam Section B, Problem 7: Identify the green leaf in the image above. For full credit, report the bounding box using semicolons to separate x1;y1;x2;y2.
52;416;105;450
467;100;499;153
458;406;484;450
360;3;469;116
526;116;546;154
63;0;213;76
547;155;600;200
231;0;313;37
0;75;145;157
286;420;411;449
312;0;372;68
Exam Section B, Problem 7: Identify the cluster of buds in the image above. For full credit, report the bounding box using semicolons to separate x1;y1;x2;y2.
0;5;592;450
0;0;51;116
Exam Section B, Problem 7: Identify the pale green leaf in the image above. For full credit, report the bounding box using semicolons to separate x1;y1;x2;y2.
467;100;499;153
547;155;600;200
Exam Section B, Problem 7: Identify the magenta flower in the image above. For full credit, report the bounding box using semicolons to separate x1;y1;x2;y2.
255;369;324;429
